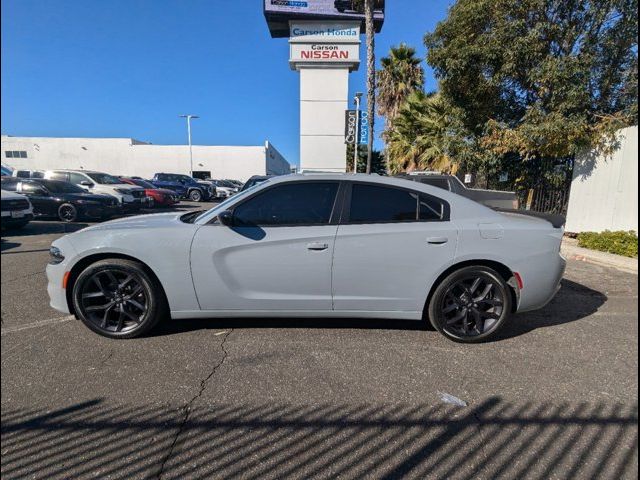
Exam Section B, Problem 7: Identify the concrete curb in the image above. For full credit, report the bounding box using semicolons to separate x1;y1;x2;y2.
562;238;638;274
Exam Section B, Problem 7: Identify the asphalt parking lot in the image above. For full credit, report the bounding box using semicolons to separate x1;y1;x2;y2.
1;206;638;479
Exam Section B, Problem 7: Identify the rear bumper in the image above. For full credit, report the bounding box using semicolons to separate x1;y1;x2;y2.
517;254;567;312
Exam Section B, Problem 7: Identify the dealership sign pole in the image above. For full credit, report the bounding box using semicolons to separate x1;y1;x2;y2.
264;1;385;173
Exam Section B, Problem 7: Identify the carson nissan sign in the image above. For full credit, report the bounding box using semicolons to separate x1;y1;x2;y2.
290;43;359;62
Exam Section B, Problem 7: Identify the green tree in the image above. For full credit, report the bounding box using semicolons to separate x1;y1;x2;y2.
377;44;425;134
424;0;638;159
385;92;471;174
346;145;387;174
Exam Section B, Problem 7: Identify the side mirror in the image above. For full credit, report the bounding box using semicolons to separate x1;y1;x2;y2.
218;210;233;227
80;181;94;188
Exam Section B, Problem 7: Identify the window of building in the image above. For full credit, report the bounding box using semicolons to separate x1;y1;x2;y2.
233;182;339;227
5;151;27;159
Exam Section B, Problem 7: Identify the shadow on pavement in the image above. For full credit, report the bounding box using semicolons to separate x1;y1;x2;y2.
1;397;636;479
152;278;607;342
0;238;21;252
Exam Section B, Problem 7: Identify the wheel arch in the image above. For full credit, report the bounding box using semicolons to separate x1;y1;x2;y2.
65;252;168;317
422;259;519;320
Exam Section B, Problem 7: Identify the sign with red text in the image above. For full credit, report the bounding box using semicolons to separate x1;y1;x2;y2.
290;43;359;63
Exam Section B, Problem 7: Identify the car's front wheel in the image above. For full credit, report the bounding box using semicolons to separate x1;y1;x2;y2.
428;266;512;343
72;259;167;339
188;189;203;202
58;203;78;222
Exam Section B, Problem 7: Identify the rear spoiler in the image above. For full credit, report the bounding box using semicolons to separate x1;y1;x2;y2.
494;208;566;229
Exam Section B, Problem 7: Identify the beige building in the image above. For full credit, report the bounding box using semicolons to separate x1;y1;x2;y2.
1;135;290;182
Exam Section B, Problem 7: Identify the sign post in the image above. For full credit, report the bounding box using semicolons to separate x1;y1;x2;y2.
263;1;385;173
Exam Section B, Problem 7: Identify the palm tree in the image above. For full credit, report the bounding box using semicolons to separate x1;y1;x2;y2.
377;44;424;132
364;0;376;174
386;92;461;174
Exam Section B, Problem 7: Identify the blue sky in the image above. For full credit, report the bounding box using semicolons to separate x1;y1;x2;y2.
1;0;453;166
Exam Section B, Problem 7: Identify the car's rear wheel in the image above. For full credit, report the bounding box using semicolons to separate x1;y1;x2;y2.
58;203;78;222
428;266;512;343
72;259;167;339
189;189;202;202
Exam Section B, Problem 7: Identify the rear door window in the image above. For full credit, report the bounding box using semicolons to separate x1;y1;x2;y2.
348;183;448;223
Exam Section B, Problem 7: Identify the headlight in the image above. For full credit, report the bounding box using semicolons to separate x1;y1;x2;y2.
49;246;65;265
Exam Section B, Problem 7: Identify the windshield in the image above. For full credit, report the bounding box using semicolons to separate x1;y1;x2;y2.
42;180;87;194
194;179;270;223
131;179;155;189
87;172;123;184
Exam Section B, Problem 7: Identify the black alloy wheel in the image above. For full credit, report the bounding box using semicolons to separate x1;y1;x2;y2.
428;266;512;343
58;203;78;222
72;259;166;339
189;189;203;202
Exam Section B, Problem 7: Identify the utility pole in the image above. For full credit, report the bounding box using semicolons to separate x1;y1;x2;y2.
353;92;363;173
179;114;199;176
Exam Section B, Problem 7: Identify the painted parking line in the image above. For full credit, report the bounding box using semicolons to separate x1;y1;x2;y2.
1;315;76;335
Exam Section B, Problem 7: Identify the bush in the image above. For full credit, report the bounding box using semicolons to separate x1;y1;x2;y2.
577;231;638;258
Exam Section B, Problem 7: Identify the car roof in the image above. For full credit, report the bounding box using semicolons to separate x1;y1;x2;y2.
48;169;104;174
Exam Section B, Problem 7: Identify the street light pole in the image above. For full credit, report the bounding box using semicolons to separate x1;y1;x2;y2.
353;92;363;173
179;114;199;176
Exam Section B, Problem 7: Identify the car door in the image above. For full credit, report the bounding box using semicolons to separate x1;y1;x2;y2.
17;182;53;216
332;182;458;314
190;181;341;311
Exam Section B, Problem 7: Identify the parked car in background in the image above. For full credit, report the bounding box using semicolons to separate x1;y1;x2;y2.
11;169;46;179
119;178;180;207
396;172;519;210
47;174;565;343
206;179;239;199
1;165;13;177
43;170;150;212
151;173;214;202
1;178;119;222
1;189;33;229
224;179;244;189
240;175;273;191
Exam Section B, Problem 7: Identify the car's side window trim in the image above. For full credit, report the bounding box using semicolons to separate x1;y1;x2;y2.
341;181;451;224
206;180;344;228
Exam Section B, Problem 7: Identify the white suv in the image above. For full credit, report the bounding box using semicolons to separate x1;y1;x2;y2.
44;170;150;211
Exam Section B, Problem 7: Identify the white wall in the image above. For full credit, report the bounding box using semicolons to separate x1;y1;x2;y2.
299;67;349;172
0;136;290;182
566;126;638;233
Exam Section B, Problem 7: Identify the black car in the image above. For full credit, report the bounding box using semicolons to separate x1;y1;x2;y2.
240;175;273;192
0;178;119;222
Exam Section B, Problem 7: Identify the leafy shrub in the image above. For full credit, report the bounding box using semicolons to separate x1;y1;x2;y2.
577;231;638;258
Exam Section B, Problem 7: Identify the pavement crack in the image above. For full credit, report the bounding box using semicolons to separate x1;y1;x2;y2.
155;329;232;479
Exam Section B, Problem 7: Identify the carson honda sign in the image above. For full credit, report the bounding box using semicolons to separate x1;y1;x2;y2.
290;22;359;40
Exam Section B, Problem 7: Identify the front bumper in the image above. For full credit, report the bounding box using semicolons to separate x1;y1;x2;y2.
1;211;34;227
46;239;77;315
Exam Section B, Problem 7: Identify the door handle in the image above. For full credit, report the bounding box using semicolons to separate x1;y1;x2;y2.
307;242;329;251
427;237;449;245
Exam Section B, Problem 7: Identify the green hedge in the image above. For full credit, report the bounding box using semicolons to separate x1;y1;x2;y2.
577;231;638;258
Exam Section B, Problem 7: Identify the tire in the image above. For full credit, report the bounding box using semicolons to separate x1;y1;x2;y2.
58;203;78;223
428;266;512;343
72;259;168;339
188;189;203;202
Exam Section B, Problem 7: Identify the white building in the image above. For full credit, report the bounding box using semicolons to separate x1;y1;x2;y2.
566;126;638;233
0;135;290;182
